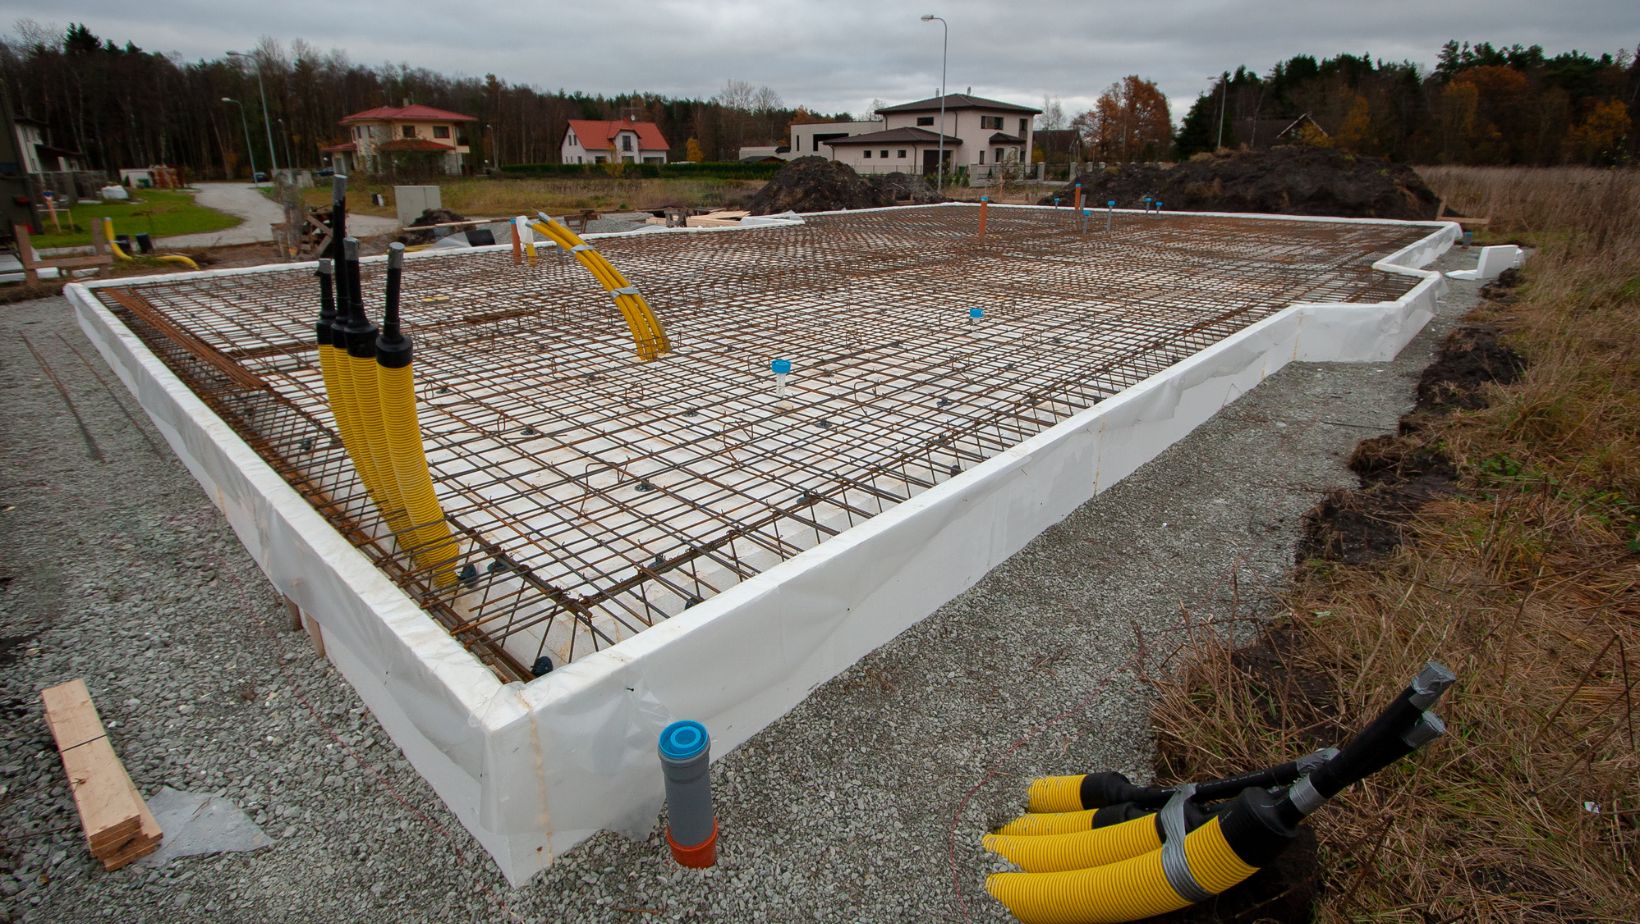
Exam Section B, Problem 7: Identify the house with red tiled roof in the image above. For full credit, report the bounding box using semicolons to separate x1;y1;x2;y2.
320;104;477;176
560;117;670;165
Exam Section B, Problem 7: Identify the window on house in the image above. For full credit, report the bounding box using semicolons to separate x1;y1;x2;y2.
864;149;872;158
622;135;633;152
996;147;1005;163
401;125;416;138
1019;118;1027;133
433;125;450;139
980;116;1003;130
880;149;888;158
897;149;907;158
916;116;934;126
979;150;985;164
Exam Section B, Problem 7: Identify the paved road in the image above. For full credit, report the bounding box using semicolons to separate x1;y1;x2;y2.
158;183;400;248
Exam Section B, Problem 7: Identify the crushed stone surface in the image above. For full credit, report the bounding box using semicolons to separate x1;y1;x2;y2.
0;249;1482;921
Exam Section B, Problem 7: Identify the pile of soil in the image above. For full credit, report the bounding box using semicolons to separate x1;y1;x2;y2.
745;157;944;215
398;208;468;245
1041;147;1442;220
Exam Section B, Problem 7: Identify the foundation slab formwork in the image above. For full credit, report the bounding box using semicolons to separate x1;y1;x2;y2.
66;204;1458;883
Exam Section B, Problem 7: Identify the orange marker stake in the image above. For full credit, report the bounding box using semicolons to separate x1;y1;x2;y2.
978;196;989;239
510;220;522;265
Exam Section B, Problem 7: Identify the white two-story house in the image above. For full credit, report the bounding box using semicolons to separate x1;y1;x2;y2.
321;104;476;176
561;118;670;165
821;93;1038;177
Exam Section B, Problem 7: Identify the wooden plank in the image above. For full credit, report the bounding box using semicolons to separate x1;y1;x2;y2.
302;611;326;659
14;225;40;285
41;679;107;752
58;736;143;853
283;595;303;632
99;789;162;870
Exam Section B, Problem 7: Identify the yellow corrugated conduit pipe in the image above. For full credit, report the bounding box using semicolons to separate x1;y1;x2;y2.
528;213;671;362
984;663;1456;924
316;178;402;533
102;217;200;270
336;236;410;535
374;243;461;587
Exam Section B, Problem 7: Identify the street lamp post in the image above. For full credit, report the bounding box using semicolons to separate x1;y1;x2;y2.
1213;72;1229;151
221;97;258;183
920;14;948;192
276;117;294;170
228;50;279;180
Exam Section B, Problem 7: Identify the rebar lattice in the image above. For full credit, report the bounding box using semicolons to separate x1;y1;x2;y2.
94;206;1427;681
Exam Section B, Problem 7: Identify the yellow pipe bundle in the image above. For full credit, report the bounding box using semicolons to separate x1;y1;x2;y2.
374;243;461;587
984;664;1454;923
528;214;671;362
331;237;410;535
986;815;1256;924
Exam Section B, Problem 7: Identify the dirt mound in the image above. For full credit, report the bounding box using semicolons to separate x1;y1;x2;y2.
1041;147;1442;220
746;157;945;215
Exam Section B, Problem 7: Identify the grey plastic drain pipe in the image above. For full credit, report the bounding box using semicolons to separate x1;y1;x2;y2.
659;720;717;867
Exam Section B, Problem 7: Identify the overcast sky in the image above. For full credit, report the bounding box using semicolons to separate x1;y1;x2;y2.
5;1;1635;123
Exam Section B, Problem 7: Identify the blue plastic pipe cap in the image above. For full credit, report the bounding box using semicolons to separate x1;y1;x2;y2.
969;307;984;319
660;720;710;761
770;358;792;375
1108;200;1116;208
980;196;989;203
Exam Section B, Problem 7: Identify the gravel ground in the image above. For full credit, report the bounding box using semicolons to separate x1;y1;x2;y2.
0;251;1482;923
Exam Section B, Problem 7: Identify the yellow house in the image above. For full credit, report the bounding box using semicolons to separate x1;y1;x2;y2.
322;104;476;176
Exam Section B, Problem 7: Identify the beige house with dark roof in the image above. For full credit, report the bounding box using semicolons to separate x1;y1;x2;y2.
822;93;1039;177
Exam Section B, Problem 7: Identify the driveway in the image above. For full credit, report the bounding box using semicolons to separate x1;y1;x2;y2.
160;182;400;248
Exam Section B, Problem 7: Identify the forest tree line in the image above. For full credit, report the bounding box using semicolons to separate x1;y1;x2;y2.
0;22;845;178
1169;41;1640;165
4;22;1638;179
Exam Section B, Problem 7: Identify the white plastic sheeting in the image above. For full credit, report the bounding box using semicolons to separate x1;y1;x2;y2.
66;205;1457;884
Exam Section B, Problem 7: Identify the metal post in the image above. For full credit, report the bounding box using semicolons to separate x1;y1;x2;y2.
222;98;258;183
230;51;279;180
277;118;294;170
1214;73;1228;151
921;14;948;193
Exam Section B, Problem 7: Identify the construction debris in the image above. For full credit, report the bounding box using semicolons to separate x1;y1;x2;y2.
40;679;162;870
1042;147;1443;220
745;157;944;215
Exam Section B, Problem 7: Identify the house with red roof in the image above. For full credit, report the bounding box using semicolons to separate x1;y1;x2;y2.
560;117;670;165
320;104;477;176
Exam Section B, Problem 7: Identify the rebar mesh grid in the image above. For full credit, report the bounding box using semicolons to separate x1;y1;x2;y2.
93;206;1427;681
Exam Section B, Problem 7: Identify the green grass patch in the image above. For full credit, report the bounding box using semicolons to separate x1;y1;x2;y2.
31;189;242;249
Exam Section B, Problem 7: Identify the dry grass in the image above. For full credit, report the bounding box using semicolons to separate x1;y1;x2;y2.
1151;166;1640;922
293;176;765;219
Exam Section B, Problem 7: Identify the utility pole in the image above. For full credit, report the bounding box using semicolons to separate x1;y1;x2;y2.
229;51;279;179
222;98;258;182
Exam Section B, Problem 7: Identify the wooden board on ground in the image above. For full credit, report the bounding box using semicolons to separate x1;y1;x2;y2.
40;679;162;868
644;210;749;229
